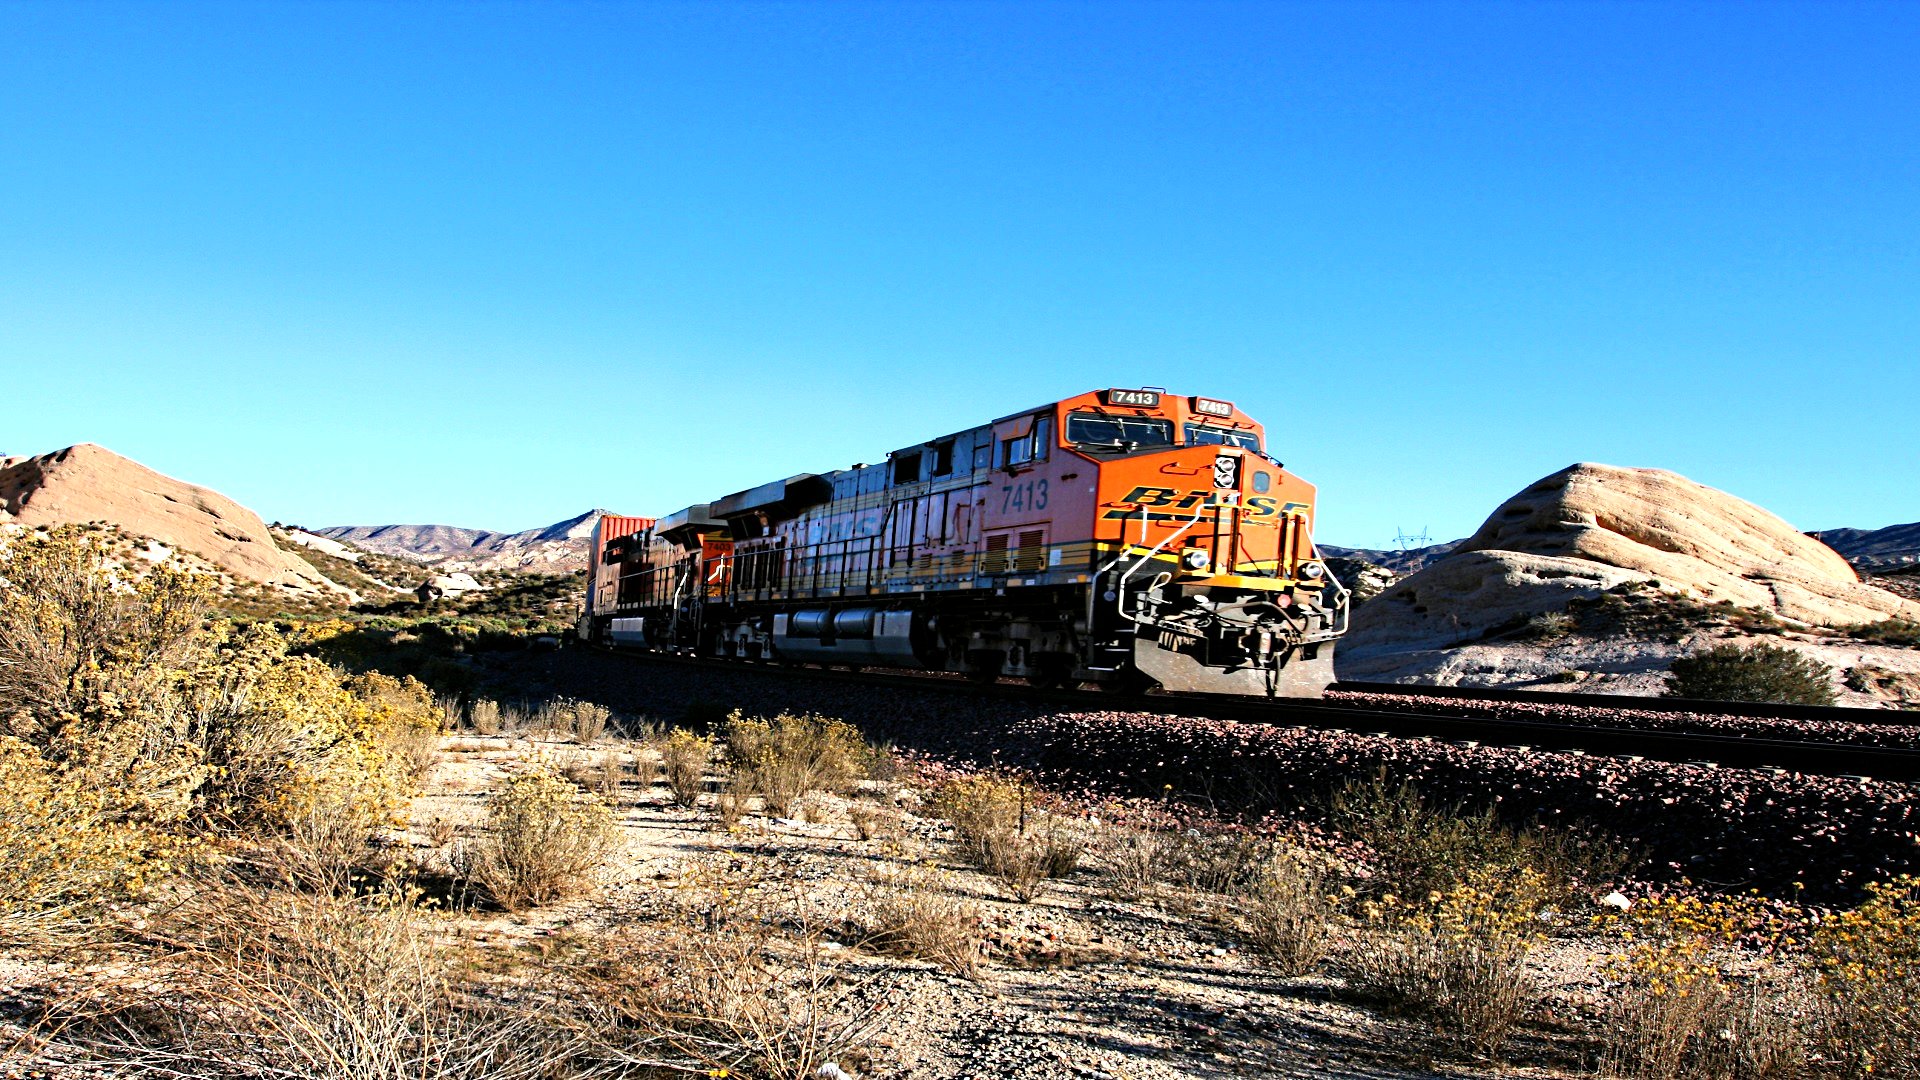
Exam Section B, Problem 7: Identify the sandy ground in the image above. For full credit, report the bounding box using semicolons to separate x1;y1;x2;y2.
397;732;1609;1080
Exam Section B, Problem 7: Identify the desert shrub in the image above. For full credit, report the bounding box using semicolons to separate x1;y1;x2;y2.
857;860;983;978
1525;610;1577;642
932;775;1084;901
185;641;439;832
565;855;887;1075
0;526;208;749
69;878;592;1080
0;531;438;841
1161;828;1273;897
1808;875;1920;1078
469;698;503;735
723;710;873;817
559;748;624;797
458;768;618;909
659;728;714;808
1599;892;1808;1080
1090;823;1175;903
1845;619;1920;648
1664;643;1837;706
0;737;176;948
1328;773;1617;911
1238;854;1343;977
570;700;612;742
1349;868;1544;1055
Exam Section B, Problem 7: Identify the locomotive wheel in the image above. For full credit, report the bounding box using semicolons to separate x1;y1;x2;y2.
1099;667;1155;695
1027;654;1076;691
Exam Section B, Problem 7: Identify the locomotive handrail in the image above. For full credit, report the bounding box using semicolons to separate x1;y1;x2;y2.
1117;499;1209;625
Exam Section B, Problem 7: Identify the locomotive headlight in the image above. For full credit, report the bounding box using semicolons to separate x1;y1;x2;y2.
1180;548;1211;572
1298;561;1326;580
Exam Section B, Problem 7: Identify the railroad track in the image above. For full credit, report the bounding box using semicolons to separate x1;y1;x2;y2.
586;646;1920;782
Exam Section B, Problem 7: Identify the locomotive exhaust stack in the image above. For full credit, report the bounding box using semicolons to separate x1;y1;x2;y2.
583;388;1348;698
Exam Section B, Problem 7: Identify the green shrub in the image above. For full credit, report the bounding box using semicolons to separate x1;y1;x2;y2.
1328;773;1620;912
1664;642;1838;705
1847;619;1920;648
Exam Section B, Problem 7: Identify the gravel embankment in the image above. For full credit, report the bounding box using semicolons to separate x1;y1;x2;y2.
1328;689;1920;748
481;648;1920;901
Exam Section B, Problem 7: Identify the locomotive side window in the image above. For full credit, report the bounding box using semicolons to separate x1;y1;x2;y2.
1002;434;1032;467
931;440;956;476
1183;423;1261;451
890;451;922;486
997;414;1054;469
1066;413;1174;451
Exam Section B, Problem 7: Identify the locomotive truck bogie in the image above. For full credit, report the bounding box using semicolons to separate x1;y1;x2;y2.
583;389;1348;697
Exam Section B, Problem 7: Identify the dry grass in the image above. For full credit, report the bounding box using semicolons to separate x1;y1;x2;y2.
573;857;889;1077
559;747;626;797
58;877;602;1080
1237;855;1341;977
1090;823;1174;903
856;860;984;978
456;768;619;910
469;698;504;736
934;774;1086;901
1348;871;1544;1056
849;798;904;843
1603;964;1808;1080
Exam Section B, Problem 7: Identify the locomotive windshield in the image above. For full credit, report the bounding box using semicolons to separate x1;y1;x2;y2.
1183;423;1261;451
1067;414;1174;451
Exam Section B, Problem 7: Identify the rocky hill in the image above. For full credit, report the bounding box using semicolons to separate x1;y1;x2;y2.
1338;464;1920;698
0;444;341;597
317;510;603;573
1811;522;1920;573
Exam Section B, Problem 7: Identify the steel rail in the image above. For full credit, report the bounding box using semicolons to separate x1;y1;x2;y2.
584;646;1920;782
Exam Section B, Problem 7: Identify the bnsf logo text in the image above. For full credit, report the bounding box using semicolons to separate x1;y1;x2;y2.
1102;486;1306;522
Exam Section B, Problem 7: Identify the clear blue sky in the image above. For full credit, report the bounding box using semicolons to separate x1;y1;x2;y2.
2;1;1915;547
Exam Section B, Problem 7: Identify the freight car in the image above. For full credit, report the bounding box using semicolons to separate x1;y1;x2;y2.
580;388;1348;697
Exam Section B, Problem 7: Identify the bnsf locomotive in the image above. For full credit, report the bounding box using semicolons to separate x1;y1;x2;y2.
581;388;1348;697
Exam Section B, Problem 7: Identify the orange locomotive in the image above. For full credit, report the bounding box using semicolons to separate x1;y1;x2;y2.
581;388;1349;697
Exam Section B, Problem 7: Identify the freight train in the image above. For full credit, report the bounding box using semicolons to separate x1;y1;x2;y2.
580;388;1348;697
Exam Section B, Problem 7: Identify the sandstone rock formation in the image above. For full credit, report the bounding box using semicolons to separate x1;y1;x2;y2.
0;444;340;594
1340;464;1920;672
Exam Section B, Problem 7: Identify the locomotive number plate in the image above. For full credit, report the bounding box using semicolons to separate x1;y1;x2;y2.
1193;397;1234;417
1105;388;1160;407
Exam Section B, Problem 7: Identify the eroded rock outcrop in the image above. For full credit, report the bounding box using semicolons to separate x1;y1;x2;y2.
1340;464;1920;668
0;444;340;593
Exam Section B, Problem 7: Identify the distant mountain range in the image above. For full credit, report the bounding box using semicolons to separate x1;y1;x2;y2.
1319;540;1463;575
315;511;604;573
1810;522;1920;574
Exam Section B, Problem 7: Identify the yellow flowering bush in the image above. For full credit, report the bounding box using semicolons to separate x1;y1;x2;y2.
1350;866;1546;1054
1809;875;1920;1078
660;727;715;808
723;709;873;816
1598;890;1807;1080
0;735;194;948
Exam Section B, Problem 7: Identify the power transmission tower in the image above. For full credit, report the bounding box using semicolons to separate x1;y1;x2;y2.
1393;527;1433;551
